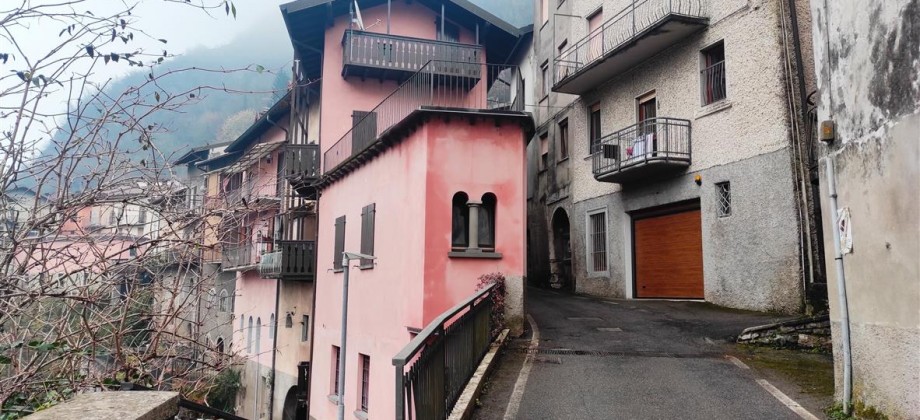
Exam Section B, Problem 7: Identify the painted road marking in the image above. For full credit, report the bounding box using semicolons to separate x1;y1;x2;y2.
504;314;539;420
757;379;821;420
596;327;622;332
725;355;751;369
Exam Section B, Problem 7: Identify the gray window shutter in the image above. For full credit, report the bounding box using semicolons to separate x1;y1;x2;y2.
334;215;346;270
352;111;378;153
360;203;375;267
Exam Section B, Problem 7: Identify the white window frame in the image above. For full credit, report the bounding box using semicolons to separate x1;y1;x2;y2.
585;207;609;276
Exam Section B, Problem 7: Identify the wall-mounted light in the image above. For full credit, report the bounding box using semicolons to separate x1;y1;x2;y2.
694;175;702;186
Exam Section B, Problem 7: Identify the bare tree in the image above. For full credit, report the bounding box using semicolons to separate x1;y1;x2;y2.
0;0;274;417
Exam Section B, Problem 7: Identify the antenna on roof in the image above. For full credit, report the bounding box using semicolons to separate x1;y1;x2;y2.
353;0;365;30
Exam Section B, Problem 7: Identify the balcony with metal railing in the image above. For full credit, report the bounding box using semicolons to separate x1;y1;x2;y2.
283;144;321;198
592;117;692;183
342;30;483;82
222;242;256;271
322;61;524;180
258;240;316;281
553;0;709;94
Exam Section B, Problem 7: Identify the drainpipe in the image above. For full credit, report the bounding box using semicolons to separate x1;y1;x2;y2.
825;157;852;414
268;275;281;419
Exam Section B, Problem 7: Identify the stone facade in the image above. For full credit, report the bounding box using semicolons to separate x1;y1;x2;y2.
809;0;920;417
526;0;821;313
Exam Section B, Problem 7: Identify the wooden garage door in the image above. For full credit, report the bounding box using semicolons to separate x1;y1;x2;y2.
634;209;704;298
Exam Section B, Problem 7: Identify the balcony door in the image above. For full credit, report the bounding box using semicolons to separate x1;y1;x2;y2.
587;9;604;62
634;93;656;159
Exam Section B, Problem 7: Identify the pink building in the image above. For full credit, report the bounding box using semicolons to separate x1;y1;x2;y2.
281;1;532;418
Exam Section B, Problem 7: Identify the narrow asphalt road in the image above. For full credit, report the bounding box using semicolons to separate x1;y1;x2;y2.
474;287;821;420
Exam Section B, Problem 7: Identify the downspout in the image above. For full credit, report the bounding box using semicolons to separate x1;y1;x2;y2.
824;157;852;414
268;275;281;419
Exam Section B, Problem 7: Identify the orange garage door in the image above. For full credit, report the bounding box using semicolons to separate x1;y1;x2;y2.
634;209;704;298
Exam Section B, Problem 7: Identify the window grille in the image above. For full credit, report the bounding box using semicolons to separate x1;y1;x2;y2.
588;212;607;271
717;182;732;217
360;354;370;412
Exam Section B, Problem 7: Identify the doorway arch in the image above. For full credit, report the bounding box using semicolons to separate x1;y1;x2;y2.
281;386;302;420
551;207;573;291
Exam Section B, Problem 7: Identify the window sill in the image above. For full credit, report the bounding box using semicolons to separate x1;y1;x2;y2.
327;395;340;404
448;251;503;259
332;268;344;274
557;157;570;164
695;99;732;119
358;264;374;270
354;410;368;420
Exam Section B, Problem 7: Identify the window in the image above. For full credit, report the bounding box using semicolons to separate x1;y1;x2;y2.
541;0;548;25
479;193;496;250
269;314;275;339
360;203;376;268
557;40;567;55
219;289;230;312
332;346;341;396
587;9;604;61
587;210;608;273
589;103;602;153
359;354;370;413
301;315;310;342
436;18;460;42
247;317;253;353
216;337;225;353
451;192;469;249
701;41;726;105
333;215;346;271
558;119;569;160
255;317;261;354
286;313;294;328
540;62;550;99
138;207;147;224
539;133;549;170
716;182;732;217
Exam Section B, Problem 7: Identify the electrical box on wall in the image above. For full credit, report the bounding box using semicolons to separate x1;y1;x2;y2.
820;120;836;143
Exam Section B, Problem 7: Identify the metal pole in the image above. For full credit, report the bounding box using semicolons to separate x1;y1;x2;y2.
337;252;350;420
825;157;852;414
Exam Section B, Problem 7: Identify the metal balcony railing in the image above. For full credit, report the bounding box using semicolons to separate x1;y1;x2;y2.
324;61;523;173
222;243;255;269
554;0;707;89
258;240;316;281
700;60;727;105
394;283;498;420
592;117;691;182
343;30;483;80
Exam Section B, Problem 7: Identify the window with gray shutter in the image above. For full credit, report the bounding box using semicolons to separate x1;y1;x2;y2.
360;203;376;268
352;111;378;153
333;215;346;271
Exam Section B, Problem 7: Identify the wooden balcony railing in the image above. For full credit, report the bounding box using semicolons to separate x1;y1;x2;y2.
343;30;483;81
258;240;316;281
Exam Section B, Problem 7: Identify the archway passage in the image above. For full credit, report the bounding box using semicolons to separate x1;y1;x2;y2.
281;386;304;420
551;208;573;291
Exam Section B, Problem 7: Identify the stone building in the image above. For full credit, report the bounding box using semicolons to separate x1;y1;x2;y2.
526;0;823;314
809;0;919;417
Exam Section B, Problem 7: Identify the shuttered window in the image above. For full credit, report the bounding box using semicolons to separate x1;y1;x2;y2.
352;111;378;153
360;203;376;268
333;215;346;271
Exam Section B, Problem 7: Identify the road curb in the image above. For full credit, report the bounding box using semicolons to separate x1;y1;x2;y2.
447;329;511;420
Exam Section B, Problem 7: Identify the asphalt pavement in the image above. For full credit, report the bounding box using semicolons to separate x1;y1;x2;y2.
472;287;824;420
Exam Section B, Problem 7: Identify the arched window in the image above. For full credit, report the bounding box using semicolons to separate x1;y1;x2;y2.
247;316;253;353
285;313;293;328
269;314;276;339
479;193;496;250
451;192;469;249
219;289;230;312
216;337;225;353
186;322;193;338
207;288;217;308
255;317;262;355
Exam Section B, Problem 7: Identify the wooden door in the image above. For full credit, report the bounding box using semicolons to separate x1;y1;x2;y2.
634;208;704;298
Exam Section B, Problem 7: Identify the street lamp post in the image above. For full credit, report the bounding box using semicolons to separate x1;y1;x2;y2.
337;251;376;420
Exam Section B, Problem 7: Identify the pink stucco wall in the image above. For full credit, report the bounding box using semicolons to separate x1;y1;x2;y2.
319;1;479;161
310;116;526;419
422;118;526;321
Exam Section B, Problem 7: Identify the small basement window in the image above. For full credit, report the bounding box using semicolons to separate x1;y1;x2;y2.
716;182;732;217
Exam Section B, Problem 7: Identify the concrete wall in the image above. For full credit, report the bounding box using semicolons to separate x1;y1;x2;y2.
810;0;920;417
272;280;314;420
525;0;812;313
